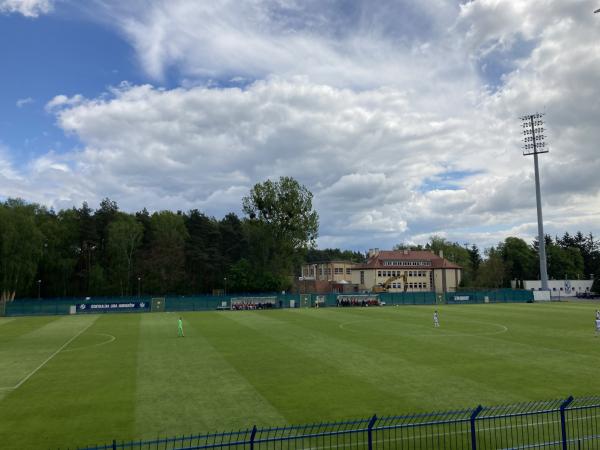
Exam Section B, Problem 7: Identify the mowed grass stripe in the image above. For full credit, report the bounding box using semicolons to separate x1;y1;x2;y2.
314;306;600;398
134;313;286;439
197;311;389;424
0;315;91;389
0;314;141;450
232;307;598;411
222;309;521;416
0;314;59;341
0;318;15;326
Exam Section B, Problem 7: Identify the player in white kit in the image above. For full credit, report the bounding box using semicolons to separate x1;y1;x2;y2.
433;310;440;327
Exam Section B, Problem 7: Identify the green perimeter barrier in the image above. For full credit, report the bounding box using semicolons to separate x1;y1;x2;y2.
5;290;532;316
446;289;533;304
380;291;437;305
5;297;152;316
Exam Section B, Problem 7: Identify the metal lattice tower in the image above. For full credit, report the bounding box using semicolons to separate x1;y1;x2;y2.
521;112;549;291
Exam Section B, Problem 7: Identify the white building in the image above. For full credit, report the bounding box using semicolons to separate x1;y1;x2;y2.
512;279;593;296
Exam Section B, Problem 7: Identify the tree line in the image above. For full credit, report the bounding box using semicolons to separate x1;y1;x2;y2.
0;177;318;301
2;173;599;300
395;233;600;291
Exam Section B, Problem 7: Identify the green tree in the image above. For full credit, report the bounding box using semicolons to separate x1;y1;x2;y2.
305;248;365;263
107;214;143;296
242;177;318;288
36;208;80;297
546;242;584;279
475;247;506;288
0;199;44;301
75;202;99;296
143;211;189;294
468;245;482;273
242;176;318;252
184;210;222;293
499;237;537;283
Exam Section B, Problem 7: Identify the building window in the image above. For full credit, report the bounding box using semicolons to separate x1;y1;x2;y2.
360;271;365;285
346;268;351;275
378;271;382;277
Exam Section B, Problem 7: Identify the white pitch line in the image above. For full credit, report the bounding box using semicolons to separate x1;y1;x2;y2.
63;333;116;353
0;318;97;391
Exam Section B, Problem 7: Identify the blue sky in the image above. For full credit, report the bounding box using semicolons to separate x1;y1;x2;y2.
1;0;599;251
0;10;140;162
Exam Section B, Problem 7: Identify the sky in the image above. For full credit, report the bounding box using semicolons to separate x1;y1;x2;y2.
0;0;599;252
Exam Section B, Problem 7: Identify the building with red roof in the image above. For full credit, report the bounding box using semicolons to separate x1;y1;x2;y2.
350;248;462;293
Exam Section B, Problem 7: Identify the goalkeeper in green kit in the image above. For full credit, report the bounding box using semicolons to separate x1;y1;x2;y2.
178;317;184;337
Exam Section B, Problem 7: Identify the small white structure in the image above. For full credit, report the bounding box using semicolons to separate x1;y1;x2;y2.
513;279;593;296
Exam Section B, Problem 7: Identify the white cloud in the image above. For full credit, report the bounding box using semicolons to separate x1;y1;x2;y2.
45;94;84;112
91;0;469;90
16;97;34;108
4;0;600;251
0;0;53;17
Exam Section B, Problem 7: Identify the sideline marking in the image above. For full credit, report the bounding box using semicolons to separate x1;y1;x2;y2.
63;333;116;352
0;318;96;391
338;319;509;337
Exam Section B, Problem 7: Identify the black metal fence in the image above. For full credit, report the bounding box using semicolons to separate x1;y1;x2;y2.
69;395;600;450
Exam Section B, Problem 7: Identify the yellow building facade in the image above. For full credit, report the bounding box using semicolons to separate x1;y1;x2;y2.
300;260;355;283
350;249;462;294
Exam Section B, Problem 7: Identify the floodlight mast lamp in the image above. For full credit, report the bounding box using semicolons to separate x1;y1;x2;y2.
521;112;549;291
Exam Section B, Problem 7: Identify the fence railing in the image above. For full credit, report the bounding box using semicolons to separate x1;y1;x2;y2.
68;395;599;450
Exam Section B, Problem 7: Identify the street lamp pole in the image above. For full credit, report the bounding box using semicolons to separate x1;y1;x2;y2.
224;277;227;296
137;277;141;298
37;279;41;299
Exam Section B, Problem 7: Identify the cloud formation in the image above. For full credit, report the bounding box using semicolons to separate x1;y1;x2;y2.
0;0;53;17
16;97;34;108
3;0;600;251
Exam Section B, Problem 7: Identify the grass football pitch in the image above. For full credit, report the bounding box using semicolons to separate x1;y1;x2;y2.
1;302;599;449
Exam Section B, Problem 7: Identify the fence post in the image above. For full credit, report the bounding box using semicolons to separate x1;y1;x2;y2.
250;425;257;450
560;396;574;450
470;405;483;450
112;439;117;450
367;414;377;450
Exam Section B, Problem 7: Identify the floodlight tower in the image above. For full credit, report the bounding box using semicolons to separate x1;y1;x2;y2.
521;113;549;291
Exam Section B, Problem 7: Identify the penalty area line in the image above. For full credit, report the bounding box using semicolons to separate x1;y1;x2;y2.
0;318;97;391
